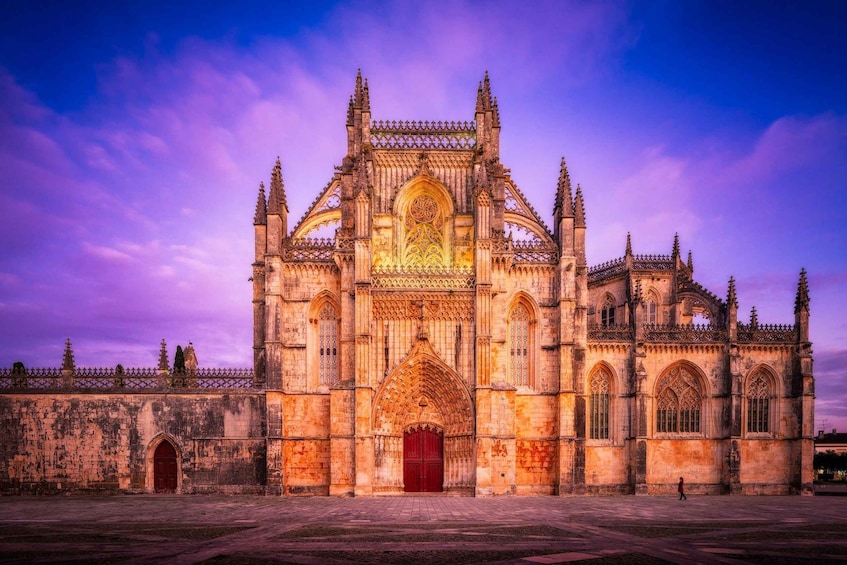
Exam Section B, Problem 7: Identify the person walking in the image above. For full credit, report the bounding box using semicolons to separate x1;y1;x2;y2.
678;476;687;500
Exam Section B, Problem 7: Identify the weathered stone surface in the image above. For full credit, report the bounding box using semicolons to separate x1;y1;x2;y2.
0;72;812;496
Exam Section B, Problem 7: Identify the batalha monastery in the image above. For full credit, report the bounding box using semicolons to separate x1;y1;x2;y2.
0;72;815;497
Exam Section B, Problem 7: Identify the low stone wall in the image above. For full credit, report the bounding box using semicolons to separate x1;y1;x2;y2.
0;391;265;494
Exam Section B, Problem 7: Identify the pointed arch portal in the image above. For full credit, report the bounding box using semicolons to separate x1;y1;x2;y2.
372;341;474;494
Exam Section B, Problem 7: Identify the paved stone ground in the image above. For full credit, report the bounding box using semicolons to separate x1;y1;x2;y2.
1;494;846;564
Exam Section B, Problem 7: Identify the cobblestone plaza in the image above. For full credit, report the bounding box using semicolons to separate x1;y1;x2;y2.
2;494;845;563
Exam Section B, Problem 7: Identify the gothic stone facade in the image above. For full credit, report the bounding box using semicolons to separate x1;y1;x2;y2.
0;72;815;496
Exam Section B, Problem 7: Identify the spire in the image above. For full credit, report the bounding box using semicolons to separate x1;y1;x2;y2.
354;68;364;108
267;157;287;215
492;96;500;127
158;339;169;372
727;276;738;309
750;306;759;328
687;250;694;273
475;80;484;113
555;156;573;216
362;78;370;113
347;95;354;125
482;70;493;110
672;233;680;257
573;184;586;227
254;182;267;225
62;338;74;372
625;232;633;256
795;268;810;314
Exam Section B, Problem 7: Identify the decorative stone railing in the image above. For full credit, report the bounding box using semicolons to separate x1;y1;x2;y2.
588;325;634;341
588;257;626;282
370;120;476;150
643;323;727;343
283;238;335;261
511;240;558;264
0;367;255;391
372;265;475;289
632;254;674;271
737;323;796;343
588;323;796;345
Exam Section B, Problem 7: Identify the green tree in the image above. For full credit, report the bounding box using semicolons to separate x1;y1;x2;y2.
174;346;185;374
172;345;186;387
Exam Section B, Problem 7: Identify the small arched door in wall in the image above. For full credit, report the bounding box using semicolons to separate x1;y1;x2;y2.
154;441;178;492
403;425;443;492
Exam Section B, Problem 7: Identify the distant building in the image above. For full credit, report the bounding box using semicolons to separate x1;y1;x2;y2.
816;430;847;454
0;72;815;496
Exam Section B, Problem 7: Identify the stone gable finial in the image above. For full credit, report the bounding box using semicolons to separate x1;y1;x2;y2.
625;232;633;257
727;276;738;309
417;152;432;177
672;233;680;257
573;184;586;227
750;306;759;328
347;95;354;125
475;81;484;113
62;338;74;372
254;182;267;225
268;157;287;215
795;268;810;313
158;339;169;372
354;68;364;108
687;250;694;273
555;156;573;216
362;78;371;113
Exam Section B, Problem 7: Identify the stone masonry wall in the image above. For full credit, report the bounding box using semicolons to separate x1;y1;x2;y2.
0;392;265;494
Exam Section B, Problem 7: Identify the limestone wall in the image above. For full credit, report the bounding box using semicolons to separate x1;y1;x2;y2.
0;392;265;494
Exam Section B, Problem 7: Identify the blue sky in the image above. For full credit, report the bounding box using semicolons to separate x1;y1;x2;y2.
1;0;845;430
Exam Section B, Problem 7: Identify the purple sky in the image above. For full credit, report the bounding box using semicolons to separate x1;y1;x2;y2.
1;1;845;431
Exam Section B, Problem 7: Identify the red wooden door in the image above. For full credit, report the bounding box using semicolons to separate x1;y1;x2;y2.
404;426;443;492
154;441;178;492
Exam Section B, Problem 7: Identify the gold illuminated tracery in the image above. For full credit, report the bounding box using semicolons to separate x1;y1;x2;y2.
404;194;445;266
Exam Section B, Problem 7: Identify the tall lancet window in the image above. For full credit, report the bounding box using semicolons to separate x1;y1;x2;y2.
656;365;702;434
509;304;530;386
601;295;616;327
589;369;611;439
747;371;772;434
319;303;339;385
646;298;658;325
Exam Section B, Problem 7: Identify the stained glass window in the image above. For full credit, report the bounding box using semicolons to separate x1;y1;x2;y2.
656;366;702;434
319;303;338;385
589;369;610;439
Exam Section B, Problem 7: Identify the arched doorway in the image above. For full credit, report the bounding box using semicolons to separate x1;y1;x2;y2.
404;425;443;492
372;340;475;494
153;441;178;492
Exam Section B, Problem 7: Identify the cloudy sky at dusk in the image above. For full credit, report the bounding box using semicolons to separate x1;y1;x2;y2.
1;1;845;429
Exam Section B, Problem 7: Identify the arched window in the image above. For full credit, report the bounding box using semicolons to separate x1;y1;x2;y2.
656;365;702;434
318;303;339;385
601;295;616;327
509;303;531;387
589;368;611;439
404;194;445;266
646;295;658;324
747;371;772;433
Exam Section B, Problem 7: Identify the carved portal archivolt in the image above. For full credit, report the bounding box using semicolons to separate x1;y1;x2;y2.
372;340;475;493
